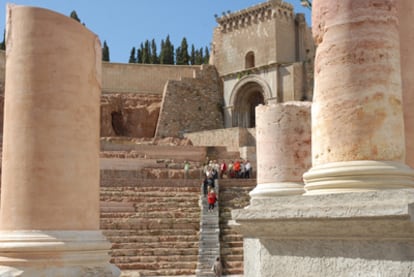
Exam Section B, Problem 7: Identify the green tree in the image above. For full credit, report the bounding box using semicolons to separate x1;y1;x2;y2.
141;40;151;64
137;47;143;63
204;46;210;64
150;39;159;64
195;47;203;65
160;35;174;65
129;47;136;63
176;37;189;65
0;30;5;51
190;44;196;65
102;40;110;62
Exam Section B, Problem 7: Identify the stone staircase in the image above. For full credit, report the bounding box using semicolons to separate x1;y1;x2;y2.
100;183;201;276
218;179;256;276
196;182;220;277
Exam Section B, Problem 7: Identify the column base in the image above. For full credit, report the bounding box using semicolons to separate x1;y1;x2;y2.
303;160;414;195
0;230;120;277
249;182;305;198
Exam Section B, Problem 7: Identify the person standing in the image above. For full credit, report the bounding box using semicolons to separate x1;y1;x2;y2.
184;160;190;179
212;257;223;277
220;160;227;179
207;188;217;212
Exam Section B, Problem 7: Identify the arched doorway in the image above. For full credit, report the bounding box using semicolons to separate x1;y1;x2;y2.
233;82;265;128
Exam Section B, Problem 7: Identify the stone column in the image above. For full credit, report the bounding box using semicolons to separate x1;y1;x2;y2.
399;0;414;169
303;0;414;194
250;102;311;198
0;5;119;276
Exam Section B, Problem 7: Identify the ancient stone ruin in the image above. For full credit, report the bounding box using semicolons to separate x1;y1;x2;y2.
6;0;414;276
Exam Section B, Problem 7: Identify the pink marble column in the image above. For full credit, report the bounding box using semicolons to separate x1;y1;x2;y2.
399;0;414;169
0;5;119;276
303;0;414;194
250;102;311;198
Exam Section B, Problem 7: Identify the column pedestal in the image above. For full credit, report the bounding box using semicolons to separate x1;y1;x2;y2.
232;190;414;277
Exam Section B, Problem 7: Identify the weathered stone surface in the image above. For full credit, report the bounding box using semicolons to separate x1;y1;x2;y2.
312;0;405;165
155;65;224;138
0;5;118;276
399;0;414;168
233;190;414;277
101;93;161;137
251;102;311;197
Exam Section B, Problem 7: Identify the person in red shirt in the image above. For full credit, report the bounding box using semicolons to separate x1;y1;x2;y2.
233;160;241;178
207;188;217;213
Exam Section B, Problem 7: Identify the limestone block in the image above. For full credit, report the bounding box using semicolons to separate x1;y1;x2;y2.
232;190;414;277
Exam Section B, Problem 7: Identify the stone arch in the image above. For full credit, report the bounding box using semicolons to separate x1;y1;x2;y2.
229;75;272;128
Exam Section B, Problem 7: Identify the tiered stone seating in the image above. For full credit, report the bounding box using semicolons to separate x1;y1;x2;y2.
100;182;201;276
218;179;256;276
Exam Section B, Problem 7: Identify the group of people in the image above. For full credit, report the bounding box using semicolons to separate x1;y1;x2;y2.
202;158;253;180
211;159;253;180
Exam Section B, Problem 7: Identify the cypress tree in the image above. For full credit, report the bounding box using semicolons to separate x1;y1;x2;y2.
195;47;203;65
0;30;5;51
176;37;189;65
141;40;151;64
102;40;110;62
160;35;174;65
129;47;136;63
190;44;196;65
150;39;159;64
137;47;143;63
204;46;210;64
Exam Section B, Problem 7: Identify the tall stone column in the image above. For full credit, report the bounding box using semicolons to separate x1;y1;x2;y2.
0;5;119;276
249;102;311;198
232;1;414;276
399;0;414;168
303;0;414;194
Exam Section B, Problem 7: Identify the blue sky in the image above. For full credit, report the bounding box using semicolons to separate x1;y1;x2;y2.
0;0;311;63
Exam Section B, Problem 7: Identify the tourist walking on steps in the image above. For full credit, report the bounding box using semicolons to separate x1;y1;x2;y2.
207;188;217;212
211;257;223;277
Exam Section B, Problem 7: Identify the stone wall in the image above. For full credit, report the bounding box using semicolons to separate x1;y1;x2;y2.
213;2;279;75
155;65;224;138
102;62;201;94
100;93;161;137
184;127;256;152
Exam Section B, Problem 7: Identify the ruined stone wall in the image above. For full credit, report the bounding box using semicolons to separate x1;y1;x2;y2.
100;93;161;137
155;65;224;138
102;62;201;94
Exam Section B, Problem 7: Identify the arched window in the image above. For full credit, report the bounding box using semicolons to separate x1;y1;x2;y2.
245;51;255;69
